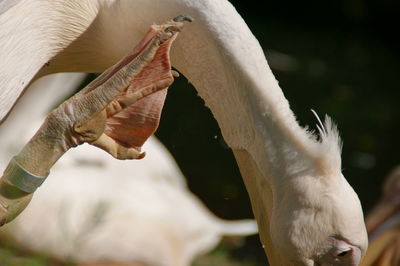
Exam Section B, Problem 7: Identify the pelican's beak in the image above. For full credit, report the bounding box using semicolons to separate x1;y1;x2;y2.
361;166;400;266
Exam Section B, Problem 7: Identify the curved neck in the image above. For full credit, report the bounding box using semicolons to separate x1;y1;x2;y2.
89;0;318;185
116;1;318;262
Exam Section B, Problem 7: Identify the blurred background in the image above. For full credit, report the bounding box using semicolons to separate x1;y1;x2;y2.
1;0;399;265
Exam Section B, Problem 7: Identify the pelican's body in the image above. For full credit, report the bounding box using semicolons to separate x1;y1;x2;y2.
0;1;368;265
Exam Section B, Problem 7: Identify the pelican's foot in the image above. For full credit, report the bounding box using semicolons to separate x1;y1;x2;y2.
0;17;187;227
43;18;186;160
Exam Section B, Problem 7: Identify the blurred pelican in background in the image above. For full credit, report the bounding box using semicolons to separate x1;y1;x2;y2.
0;73;257;266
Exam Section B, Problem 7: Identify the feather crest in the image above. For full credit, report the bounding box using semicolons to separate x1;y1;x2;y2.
310;110;343;176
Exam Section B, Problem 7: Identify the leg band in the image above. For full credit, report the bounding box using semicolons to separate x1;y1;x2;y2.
2;157;49;193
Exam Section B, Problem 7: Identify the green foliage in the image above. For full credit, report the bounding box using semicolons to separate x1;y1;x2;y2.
0;246;47;266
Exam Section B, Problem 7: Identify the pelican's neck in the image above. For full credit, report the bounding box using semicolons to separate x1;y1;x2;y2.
109;2;323;261
37;0;319;182
93;0;319;187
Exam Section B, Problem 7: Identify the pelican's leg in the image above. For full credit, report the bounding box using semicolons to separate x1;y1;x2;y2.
0;17;189;226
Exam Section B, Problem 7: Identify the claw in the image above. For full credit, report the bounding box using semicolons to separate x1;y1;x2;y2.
173;15;194;23
171;70;180;78
158;25;181;43
138;152;146;159
165;25;181;33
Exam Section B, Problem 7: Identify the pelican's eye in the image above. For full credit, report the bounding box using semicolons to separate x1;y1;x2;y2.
316;238;362;265
337;249;350;257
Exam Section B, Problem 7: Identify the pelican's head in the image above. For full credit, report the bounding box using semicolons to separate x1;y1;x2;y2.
234;115;368;265
270;172;368;266
267;116;368;265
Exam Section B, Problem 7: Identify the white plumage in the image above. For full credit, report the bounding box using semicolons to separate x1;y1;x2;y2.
0;1;368;265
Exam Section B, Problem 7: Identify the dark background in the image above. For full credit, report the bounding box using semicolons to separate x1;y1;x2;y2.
155;0;400;264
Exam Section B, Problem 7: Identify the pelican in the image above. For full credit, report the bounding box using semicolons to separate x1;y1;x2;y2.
0;1;368;265
0;73;257;266
361;166;400;266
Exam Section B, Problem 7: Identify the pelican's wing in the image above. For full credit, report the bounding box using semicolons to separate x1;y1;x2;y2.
0;0;99;123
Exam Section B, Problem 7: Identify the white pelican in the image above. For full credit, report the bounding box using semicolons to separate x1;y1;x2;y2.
0;1;368;265
0;73;257;266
